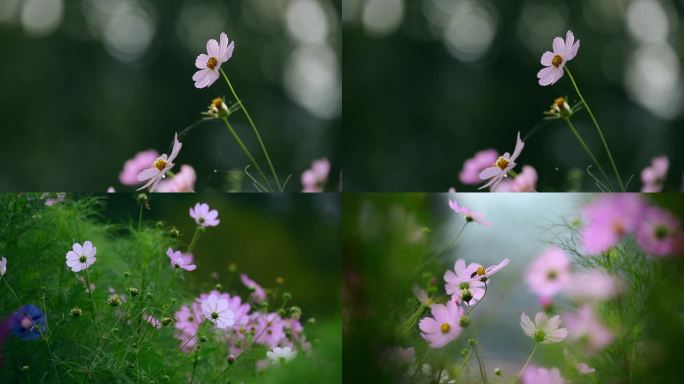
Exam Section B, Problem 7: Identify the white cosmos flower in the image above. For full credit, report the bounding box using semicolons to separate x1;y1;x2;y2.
136;133;182;191
478;132;525;190
65;241;97;272
521;311;568;344
201;293;235;329
266;346;297;364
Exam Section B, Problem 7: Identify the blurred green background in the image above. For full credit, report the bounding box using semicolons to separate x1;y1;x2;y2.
342;0;684;191
0;0;341;191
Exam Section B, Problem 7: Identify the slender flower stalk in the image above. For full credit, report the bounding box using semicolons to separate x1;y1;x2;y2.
221;117;272;192
563;117;612;190
417;222;469;272
515;343;538;383
220;68;283;191
187;227;202;255
83;269;101;338
564;66;624;191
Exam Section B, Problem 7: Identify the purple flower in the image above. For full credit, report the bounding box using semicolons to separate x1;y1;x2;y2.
459;149;498;185
301;158;330;193
495;165;538;192
119;150;159;186
478;132;525;190
0;257;6;277
448;199;491;226
522;366;566;384
174;304;202;335
44;193;66;206
193;32;234;88
580;194;646;255
525;247;571;299
563;305;614;353
537;30;580;86
641;155;669;192
240;274;266;303
144;314;161;329
635;206;683;256
472;258;510;282
189;202;220;228
155;165;197;192
563;270;622;301
166;248;196;271
65;241;97;272
136;133;183;191
520;312;567;344
201;293;235;329
253;312;286;348
10;304;46;341
444;259;486;305
418;300;464;348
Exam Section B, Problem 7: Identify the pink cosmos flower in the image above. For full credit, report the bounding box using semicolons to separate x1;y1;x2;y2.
520;312;568;344
522;366;566;384
189;202;220;228
537;30;580;86
0;257;6;277
175;304;202;336
301;158;330;192
459;149;498;185
201;293;235;329
641;156;669;192
144;314;161;328
65;241;97;272
166;248;196;271
563;270;622;301
580;194;646;255
478;132;525;190
444;259;485;305
448;199;491;226
418;300;464;348
563;305;614;353
525;247;571;299
193;32;235;88
635;206;683;256
119;150;159;186
471;258;510;282
254;312;287;348
155;165;196;192
495;165;538;192
241;274;266;303
137;133;182;191
44;193;66;206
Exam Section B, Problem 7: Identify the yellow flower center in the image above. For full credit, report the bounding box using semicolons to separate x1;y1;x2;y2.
207;57;219;70
475;266;486;276
554;97;566;109
440;323;451;333
612;221;625;236
212;97;224;109
496;156;509;170
552;55;563;67
153;158;167;171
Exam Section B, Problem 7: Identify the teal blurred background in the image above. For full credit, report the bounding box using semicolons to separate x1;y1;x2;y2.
342;0;684;191
0;0;341;191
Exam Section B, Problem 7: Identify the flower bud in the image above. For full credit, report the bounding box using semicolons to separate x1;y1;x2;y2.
170;227;181;238
108;295;122;307
214;283;223;291
227;354;236;365
276;277;285;284
289;306;302;320
468;338;477;346
70;307;82;317
200;335;208;343
495;368;502;376
21;365;30;372
460;288;473;303
128;287;139;297
459;315;470;328
123;271;130;278
282;292;292;301
161;317;174;326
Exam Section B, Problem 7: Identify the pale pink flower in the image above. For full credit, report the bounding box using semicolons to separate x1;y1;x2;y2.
189;202;220;227
520;312;568;344
119;150;159;186
641;155;668;193
65;241;97;272
240;274;266;303
175;304;202;335
266;346;297;364
301;158;330;192
522;366;566;384
136;133;182;191
563;305;614;353
107;187;116;193
144;314;161;328
525;247;571;299
448;199;491;226
635;206;683;256
471;258;510;282
478;132;525;190
564;270;622;301
44;193;66;206
155;165;196;192
444;259;485;305
495;165;537;192
193;32;234;88
459;149;498;185
0;256;6;276
418;300;464;348
576;363;595;374
386;346;415;367
580;194;646;255
253;312;286;347
412;284;432;306
201;293;235;329
537;30;580;86
166;248;196;271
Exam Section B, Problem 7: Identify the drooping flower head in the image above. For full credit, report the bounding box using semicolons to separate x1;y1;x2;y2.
201;293;235;329
301;158;330;193
478;132;525;191
193;32;235;88
10;304;46;341
166;248;197;271
418;300;464;348
136;133;183;191
119;150;159;186
448;199;491;226
520;312;568;344
0;256;6;277
266;346;297;364
635;206;683;257
580;194;646;255
459;149;498;185
537;30;580;86
155;165;197;193
525;247;571;299
563;305;614;353
189;202;220;228
522;366;566;384
640;155;668;193
444;259;485;305
241;274;266;303
65;241;97;272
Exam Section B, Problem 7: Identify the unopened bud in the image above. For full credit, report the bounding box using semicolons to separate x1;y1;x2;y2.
71;307;82;317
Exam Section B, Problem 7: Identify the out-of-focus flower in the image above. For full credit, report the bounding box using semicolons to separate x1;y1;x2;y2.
495;165;537;192
563;305;614;353
564;271;622;301
386;346;415;367
641;156;668;193
155;165;196;193
576;363;595;374
460;149;498;185
193;32;234;88
526;247;571;299
580;194;646;255
189;202;220;228
201;293;235;329
301;158;330;192
419;300;464;348
107;187;116;193
635;206;683;256
137;134;183;191
240;274;266;303
479;132;525;190
254;312;286;348
448;199;491;226
175;304;202;336
520;312;568;344
119;150;159;186
202;97;230;119
65;241;97;272
444;259;486;305
166;248;196;271
537;30;580;86
422;364;456;384
10;304;46;341
412;284;433;306
266;346;297;364
44;193;66;206
471;258;510;282
0;257;6;277
144;314;161;329
522;366;566;384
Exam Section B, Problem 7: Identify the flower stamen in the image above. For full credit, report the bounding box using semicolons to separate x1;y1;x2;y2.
551;55;563;67
496;156;509;170
440;323;451;333
153;158;167;171
207;57;219;70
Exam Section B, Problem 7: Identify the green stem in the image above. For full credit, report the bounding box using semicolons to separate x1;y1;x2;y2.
397;303;427;337
138;203;143;231
220;68;283;191
83;269;101;338
471;323;488;384
187;227;202;255
416;222;469;272
564;118;612;191
564;66;624;191
221;117;272;192
515;343;538;383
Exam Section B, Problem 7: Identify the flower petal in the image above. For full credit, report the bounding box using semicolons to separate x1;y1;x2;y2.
206;38;220;57
137;167;159;182
195;54;208;69
540;51;554;66
509;132;525;162
552;37;564;55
